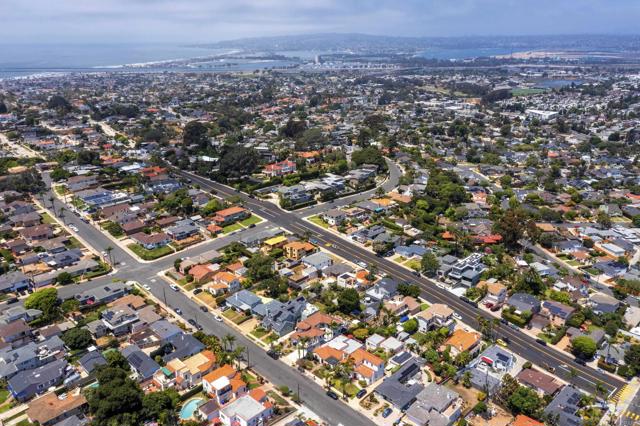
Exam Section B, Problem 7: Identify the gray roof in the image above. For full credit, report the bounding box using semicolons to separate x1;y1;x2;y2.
8;359;68;398
375;358;425;410
78;350;107;373
149;320;182;341
121;345;160;380
162;333;205;362
227;290;262;311
543;386;583;426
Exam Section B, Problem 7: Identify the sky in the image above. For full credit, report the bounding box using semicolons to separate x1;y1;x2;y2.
1;0;638;44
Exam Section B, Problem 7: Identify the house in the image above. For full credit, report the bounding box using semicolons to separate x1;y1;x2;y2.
383;296;421;317
366;277;400;302
480;280;507;307
366;334;386;351
0;305;42;324
8;359;69;402
471;345;516;373
590;293;620;315
219;394;273;426
0;270;32;293
351;348;386;385
0;319;32;347
155;350;216;390
405;383;462;426
322;209;346;226
209;271;241;295
189;263;218;284
262;296;307;336
121;220;146;235
121;345;160;382
511;415;544;426
375;358;425;411
74;282;129;306
212;206;250;226
202;364;247;405
443;329;481;357
442;253;485;287
198;399;222;423
20;224;54;241
0;336;65;379
516;368;562;396
541;300;575;326
166;220;199;241
26;391;87;426
284;241;316;260
101;305;139;336
416;304;455;333
507;293;541;315
78;349;107;375
543;386;583;426
226;290;262;313
130;232;171;250
161;333;206;363
290;311;344;348
263;159;296;177
301;252;333;271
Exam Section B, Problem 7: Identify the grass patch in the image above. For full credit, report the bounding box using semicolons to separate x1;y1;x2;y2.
195;292;216;307
404;258;421;271
420;303;430;311
223;309;248;324
240;215;262;226
83;261;111;280
512;88;548;96
251;327;269;339
263;332;278;344
41;212;57;225
266;390;289;406
0;389;9;404
222;223;243;234
128;243;173;260
393;255;406;264
308;215;329;229
65;236;83;249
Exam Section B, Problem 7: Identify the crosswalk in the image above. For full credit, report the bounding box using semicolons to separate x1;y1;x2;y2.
611;385;634;404
623;410;640;421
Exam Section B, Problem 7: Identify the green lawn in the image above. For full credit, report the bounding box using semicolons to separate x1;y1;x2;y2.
308;215;329;228
41;212;57;225
240;215;262;226
0;389;9;404
512;88;548;96
250;327;269;339
222;222;243;234
127;243;173;260
65;236;83;249
266;390;289;406
404;258;421;271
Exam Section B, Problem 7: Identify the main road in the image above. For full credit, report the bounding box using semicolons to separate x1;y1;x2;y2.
175;167;626;397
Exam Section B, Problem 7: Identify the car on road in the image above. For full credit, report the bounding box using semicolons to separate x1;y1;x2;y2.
170;284;179;291
326;391;339;400
356;389;367;399
535;338;547;346
188;319;197;326
267;350;280;360
193;288;202;295
142;284;151;291
452;313;462;320
200;306;209;313
248;223;256;228
496;338;508;347
357;261;367;268
174;307;182;315
382;408;392;418
214;315;223;322
69;224;79;232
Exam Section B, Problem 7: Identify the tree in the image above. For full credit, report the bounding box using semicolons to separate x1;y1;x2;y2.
47;95;71;112
402;318;418;334
337;288;360;314
88;366;144;426
571;336;597;360
60;298;80;314
24;288;58;321
56;271;73;285
493;208;533;250
624;344;640;375
280;118;307;139
398;283;420;298
351;146;385;169
183;121;209;149
246;253;275;281
508;386;543;418
596;211;612;229
62;327;93;350
76;150;100;165
0;101;7;114
218;146;259;179
105;350;130;371
142;389;180;425
421;252;439;277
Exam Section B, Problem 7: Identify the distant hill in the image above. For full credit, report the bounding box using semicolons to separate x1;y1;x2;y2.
192;33;640;53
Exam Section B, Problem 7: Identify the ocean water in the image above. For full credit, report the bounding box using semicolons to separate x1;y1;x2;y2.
0;43;252;79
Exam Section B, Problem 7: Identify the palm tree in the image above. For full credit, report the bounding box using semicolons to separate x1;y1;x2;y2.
222;333;236;352
105;246;114;265
59;208;66;225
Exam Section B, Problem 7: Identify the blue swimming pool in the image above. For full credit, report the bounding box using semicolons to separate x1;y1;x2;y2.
179;398;203;420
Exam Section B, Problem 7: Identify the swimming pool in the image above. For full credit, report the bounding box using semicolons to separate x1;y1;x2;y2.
179;398;203;420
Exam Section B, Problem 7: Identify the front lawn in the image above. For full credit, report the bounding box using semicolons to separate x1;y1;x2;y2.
41;212;57;225
222;223;243;234
0;389;9;404
404;258;421;271
251;327;269;339
308;215;329;229
127;243;173;260
195;292;216;307
240;215;262;226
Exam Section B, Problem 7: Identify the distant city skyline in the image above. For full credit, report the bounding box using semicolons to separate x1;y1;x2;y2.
1;0;639;45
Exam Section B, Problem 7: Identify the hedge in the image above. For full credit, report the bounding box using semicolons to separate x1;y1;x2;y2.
597;358;617;373
501;311;527;327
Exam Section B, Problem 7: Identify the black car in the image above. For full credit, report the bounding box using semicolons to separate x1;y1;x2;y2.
502;336;510;344
326;390;339;400
199;306;208;313
267;350;280;359
195;324;203;331
535;338;547;346
574;358;587;366
356;389;367;399
188;318;197;326
193;288;203;295
248;224;256;228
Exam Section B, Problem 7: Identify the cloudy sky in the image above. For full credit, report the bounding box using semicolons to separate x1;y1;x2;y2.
1;0;638;44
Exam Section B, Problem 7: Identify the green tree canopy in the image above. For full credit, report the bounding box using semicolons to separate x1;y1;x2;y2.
337;288;360;314
246;253;275;282
571;336;597;359
24;288;58;320
62;327;93;350
88;366;144;426
421;252;440;277
183;121;209;149
218;146;259;179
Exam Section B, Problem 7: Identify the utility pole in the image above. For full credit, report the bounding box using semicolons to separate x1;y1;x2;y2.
162;286;167;307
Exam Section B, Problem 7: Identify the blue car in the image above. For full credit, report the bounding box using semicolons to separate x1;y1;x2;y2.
382;408;392;418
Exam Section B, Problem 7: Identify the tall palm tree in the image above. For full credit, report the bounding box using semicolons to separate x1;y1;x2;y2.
105;246;114;265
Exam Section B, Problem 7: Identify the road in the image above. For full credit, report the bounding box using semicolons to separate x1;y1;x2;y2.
37;173;376;426
175;167;626;397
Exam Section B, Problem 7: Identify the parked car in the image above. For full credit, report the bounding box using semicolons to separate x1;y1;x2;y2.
356;389;367;399
267;350;280;360
200;306;209;313
382;408;392;418
174;307;182;315
188;319;197;326
170;284;179;291
193;288;203;295
142;284;151;291
326;391;339;400
535;338;547;346
214;315;223;322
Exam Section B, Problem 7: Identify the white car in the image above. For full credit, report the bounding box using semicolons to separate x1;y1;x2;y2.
142;284;151;291
453;313;462;320
214;315;223;322
69;224;79;232
170;284;179;291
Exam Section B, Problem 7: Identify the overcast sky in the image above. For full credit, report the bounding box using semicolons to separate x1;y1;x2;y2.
1;0;638;44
